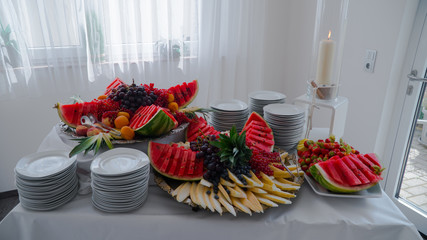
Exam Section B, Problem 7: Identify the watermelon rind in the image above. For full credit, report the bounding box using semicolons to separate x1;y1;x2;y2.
310;164;378;193
169;80;199;109
148;141;203;181
134;109;178;137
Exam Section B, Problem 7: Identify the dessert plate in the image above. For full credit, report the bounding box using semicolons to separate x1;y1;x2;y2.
91;148;149;176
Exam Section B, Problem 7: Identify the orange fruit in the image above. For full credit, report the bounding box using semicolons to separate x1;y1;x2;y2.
97;95;108;100
168;102;179;113
167;93;175;103
120;126;135;140
114;115;129;129
117;111;130;119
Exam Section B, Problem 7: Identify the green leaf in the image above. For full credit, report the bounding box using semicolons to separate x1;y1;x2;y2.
69;136;98;157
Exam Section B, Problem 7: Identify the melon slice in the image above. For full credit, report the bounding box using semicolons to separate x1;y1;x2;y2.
129;105;178;137
186;116;220;142
148;141;203;181
168;80;199;108
310;156;381;193
104;77;126;96
241;112;274;152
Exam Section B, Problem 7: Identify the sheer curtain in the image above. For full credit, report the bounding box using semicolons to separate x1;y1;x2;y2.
0;0;266;105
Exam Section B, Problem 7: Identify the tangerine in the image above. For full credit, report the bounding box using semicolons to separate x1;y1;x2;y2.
117;111;130;119
120;126;135;140
114;115;129;129
168;102;179;113
97;95;108;100
167;93;175;103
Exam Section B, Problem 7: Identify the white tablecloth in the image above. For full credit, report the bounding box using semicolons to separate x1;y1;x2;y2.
0;127;423;240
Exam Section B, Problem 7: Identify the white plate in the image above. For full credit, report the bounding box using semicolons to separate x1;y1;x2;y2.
210;99;248;112
305;173;382;198
264;103;305;116
91;148;149;176
15;150;77;179
249;90;286;101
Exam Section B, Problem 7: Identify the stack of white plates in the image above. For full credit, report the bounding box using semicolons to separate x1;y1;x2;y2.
90;148;150;213
209;99;249;132
263;103;306;151
15;151;78;211
248;90;286;116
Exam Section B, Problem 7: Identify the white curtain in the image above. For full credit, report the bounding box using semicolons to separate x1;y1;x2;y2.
0;0;266;106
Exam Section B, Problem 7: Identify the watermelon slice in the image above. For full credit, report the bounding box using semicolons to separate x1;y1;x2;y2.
104;77;126;96
309;154;382;193
148;141;203;181
241;112;274;152
186;116;221;142
129;105;178;137
54;99;119;128
168;80;199;108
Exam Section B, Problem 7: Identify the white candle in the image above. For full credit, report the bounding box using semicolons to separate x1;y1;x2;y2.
315;31;336;86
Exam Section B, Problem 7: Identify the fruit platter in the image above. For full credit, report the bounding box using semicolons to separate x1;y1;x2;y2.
296;136;384;196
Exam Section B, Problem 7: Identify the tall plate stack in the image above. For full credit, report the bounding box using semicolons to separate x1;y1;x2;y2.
263;103;306;151
248;90;286;116
209;99;249;132
15;151;78;211
90;148;150;213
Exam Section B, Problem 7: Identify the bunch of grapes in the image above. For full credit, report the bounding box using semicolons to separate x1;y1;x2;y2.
108;81;159;112
250;149;281;177
190;135;226;194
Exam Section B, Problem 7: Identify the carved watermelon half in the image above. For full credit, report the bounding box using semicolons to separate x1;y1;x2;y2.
186;116;221;142
241;112;274;152
104;77;126;96
168;80;198;108
310;154;383;193
54;99;120;128
129;105;178;137
148;141;203;180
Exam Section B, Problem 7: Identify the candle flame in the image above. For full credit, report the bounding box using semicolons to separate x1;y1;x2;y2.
328;30;332;40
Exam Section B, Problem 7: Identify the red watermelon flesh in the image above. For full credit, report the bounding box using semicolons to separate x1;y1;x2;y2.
356;154;383;175
104;78;125;96
242;112;274;152
341;156;370;185
169;147;183;176
333;159;362;186
186;117;220;142
159;147;175;173
168;80;199;108
364;153;381;167
348;155;381;182
322;160;345;185
148;141;203;180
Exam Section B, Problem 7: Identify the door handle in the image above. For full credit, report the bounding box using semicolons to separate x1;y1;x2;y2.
408;69;427;82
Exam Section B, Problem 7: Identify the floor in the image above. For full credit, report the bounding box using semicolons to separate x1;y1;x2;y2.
400;128;427;212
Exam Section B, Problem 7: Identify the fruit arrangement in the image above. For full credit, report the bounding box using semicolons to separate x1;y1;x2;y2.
150;112;304;216
297;137;384;193
54;78;199;157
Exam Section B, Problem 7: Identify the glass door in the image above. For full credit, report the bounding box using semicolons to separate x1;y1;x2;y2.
385;0;427;235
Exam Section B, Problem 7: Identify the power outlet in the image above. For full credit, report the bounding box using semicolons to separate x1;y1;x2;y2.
364;49;377;73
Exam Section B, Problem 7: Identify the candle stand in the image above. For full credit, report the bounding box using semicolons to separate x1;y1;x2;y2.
293;94;348;139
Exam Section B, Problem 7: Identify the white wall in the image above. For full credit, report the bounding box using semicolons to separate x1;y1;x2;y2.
0;0;419;192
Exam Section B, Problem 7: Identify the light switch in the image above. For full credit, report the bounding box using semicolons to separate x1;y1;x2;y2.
364;49;377;73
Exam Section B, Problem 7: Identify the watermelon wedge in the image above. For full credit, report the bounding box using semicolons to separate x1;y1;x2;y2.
309;154;383;193
168;80;199;108
129;105;178;137
148;141;203;181
186;116;220;142
241;112;274;152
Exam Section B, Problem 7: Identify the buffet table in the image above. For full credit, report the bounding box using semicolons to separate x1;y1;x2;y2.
0;127;423;240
